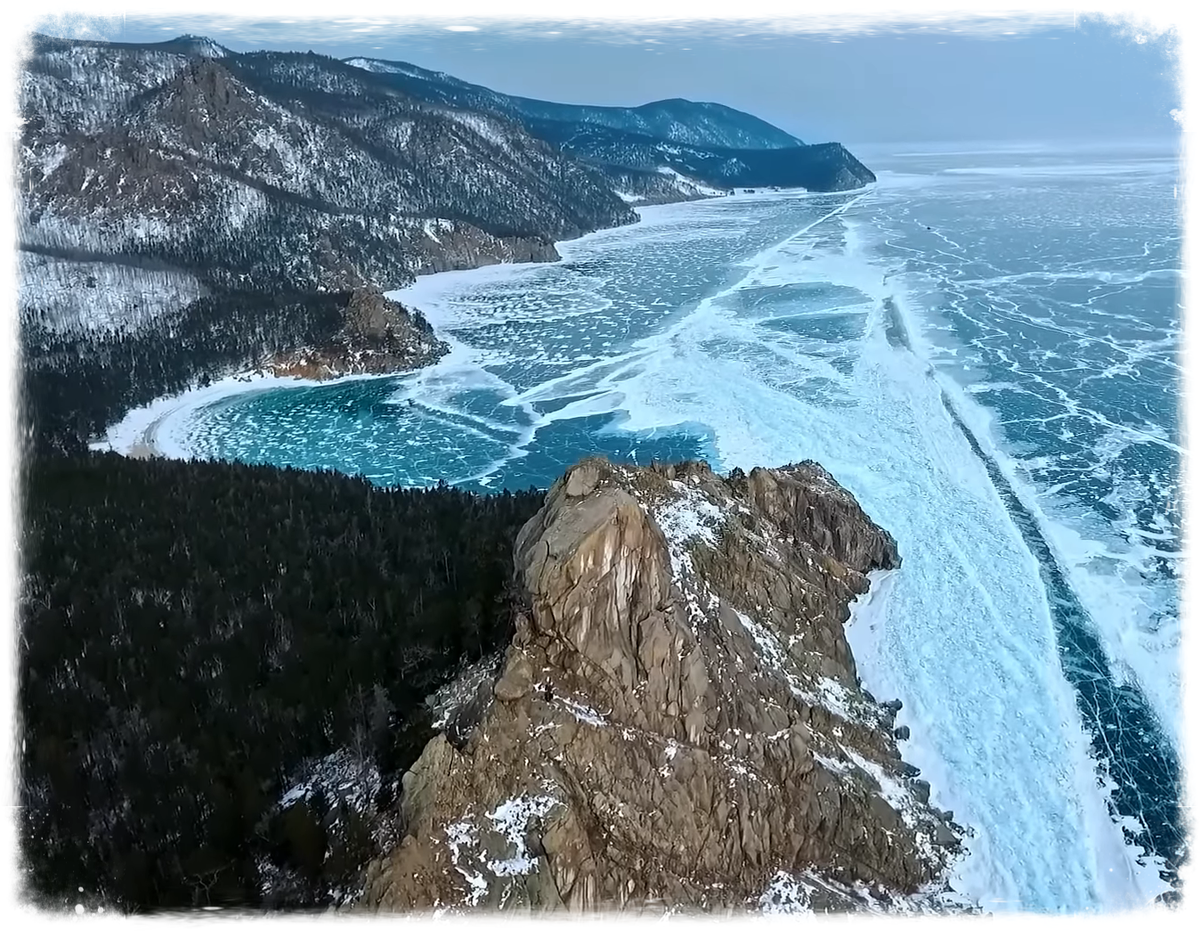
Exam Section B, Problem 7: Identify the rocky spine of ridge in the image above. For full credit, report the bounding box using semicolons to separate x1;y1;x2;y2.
357;457;968;915
264;290;449;380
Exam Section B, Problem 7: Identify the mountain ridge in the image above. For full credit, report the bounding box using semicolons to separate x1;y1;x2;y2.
17;31;875;454
343;54;808;150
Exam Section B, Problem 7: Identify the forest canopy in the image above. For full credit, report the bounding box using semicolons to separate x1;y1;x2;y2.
18;450;545;910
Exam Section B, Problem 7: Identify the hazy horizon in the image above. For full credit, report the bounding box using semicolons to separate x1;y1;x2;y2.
28;15;1180;148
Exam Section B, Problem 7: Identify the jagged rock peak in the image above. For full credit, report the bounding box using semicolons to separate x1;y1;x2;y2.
359;457;969;915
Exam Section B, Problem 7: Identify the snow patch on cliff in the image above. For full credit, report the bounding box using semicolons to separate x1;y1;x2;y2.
277;748;381;817
444;820;489;906
650;482;725;581
485;794;560;876
734;608;804;699
760;866;972;915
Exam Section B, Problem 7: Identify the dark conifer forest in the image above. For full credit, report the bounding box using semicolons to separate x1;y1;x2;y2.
18;450;545;910
19;286;351;454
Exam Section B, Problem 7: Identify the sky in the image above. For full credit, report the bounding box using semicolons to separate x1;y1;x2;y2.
25;13;1180;147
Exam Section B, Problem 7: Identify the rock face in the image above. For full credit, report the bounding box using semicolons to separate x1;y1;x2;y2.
265;290;448;380
358;458;967;915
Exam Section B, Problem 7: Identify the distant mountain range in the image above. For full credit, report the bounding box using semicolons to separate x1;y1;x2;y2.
343;54;873;193
16;32;875;450
343;55;807;149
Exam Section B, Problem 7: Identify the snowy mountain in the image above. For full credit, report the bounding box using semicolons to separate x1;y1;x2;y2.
19;34;636;296
17;32;875;451
340;55;877;193
344;56;806;149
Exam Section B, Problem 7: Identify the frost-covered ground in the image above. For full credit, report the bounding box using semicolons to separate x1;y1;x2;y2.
18;251;205;335
95;146;1182;912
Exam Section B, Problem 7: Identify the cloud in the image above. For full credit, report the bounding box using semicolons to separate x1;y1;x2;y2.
26;12;1091;48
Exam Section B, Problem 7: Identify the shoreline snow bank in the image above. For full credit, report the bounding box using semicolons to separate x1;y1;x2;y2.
92;369;400;460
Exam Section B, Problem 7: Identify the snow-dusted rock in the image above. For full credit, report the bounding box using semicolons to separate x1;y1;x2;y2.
359;457;968;914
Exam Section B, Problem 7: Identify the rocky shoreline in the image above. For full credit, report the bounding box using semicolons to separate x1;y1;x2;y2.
357;457;970;914
264;289;449;381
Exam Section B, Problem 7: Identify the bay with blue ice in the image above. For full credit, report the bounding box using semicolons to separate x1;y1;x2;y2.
113;142;1183;912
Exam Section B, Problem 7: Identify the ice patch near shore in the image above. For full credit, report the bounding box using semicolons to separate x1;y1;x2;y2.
92;370;399;459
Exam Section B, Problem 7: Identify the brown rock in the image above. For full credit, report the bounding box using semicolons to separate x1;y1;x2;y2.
265;290;449;380
357;457;966;916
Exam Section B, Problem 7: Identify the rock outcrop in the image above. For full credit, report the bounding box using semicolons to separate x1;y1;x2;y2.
265;290;449;380
358;457;968;915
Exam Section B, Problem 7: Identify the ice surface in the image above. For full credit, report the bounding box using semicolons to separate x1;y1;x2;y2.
97;149;1182;912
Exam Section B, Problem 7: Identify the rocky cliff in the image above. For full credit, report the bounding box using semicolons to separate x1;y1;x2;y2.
264;290;449;380
357;457;967;915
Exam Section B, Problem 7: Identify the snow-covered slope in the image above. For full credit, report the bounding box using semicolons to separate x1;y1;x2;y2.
341;55;874;192
18;35;637;299
19;252;205;336
344;56;806;150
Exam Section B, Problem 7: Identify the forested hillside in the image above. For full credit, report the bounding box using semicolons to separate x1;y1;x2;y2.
345;56;806;149
18;451;545;910
17;33;876;455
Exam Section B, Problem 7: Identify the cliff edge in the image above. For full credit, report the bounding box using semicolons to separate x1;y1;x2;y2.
265;290;449;380
358;457;968;914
